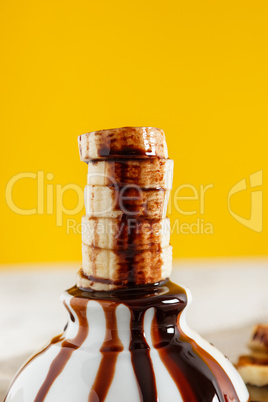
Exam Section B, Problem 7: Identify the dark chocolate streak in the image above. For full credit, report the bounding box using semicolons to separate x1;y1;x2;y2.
83;216;165;286
187;335;241;401
116;215;163;285
129;307;158;401
84;157;168;286
34;298;89;402
69;280;240;402
87;216;165;252
89;157;162;162
3;334;63;402
88;302;123;402
63;300;75;323
97;127;164;158
151;303;239;401
6;281;242;402
81;270;124;287
98;146;158;158
115;216;163;250
111;185;167;219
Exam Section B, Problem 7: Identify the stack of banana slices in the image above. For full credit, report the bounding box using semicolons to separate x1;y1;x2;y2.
236;324;268;390
77;127;174;291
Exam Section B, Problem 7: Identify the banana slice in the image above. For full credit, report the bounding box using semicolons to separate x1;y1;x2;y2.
80;244;172;290
78;127;168;161
236;355;268;387
248;324;268;353
81;216;170;250
84;185;170;219
87;158;173;189
77;269;115;291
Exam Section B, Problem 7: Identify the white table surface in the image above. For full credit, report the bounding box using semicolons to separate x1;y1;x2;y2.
0;259;268;400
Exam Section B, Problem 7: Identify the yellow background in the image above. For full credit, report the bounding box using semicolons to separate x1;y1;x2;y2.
1;0;267;264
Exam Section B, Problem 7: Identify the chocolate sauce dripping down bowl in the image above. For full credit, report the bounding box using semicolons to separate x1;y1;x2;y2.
4;280;249;402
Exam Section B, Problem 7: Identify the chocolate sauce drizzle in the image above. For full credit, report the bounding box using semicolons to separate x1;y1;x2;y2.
96;127;165;158
89;302;123;401
151;295;239;401
3;334;64;402
6;281;242;402
34;298;89;402
116;215;163;285
68;280;240;402
82;214;165;287
83;154;169;288
129;307;158;401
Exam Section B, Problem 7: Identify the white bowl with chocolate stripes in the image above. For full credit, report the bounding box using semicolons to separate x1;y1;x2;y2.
4;281;249;402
